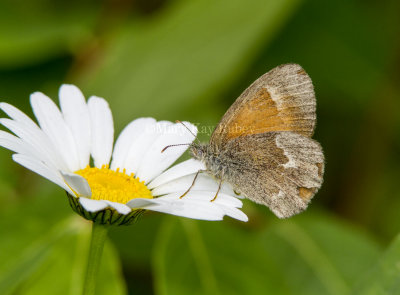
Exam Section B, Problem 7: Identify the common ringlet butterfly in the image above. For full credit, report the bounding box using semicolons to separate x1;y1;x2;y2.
189;64;325;218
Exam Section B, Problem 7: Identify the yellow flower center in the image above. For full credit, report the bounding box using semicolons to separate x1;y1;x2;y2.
74;165;153;204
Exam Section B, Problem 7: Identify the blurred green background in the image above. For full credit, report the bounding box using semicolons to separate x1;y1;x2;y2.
0;0;399;294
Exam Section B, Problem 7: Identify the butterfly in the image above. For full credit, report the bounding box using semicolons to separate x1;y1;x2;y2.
189;64;325;218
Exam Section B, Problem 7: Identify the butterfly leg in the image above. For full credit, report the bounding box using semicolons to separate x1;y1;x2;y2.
179;169;205;199
210;178;223;202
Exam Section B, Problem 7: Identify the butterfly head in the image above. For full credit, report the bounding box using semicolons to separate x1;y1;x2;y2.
189;143;209;162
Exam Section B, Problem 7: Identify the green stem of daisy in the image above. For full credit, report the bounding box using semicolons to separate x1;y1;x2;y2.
82;222;109;295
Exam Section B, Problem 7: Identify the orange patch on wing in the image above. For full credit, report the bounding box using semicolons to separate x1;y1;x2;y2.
316;163;324;177
224;88;307;139
298;187;316;201
297;69;307;75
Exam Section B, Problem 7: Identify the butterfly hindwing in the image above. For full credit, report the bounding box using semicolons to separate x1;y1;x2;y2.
220;132;324;218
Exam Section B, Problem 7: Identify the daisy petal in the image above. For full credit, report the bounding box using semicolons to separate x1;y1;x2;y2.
219;206;248;222
0;118;67;171
151;192;247;221
155;191;243;208
30;92;80;171
0;130;38;158
88;96;114;168
0;130;63;179
12;154;73;195
111;117;156;170
136;122;197;183
127;198;224;221
0;102;39;129
152;173;235;196
122;120;169;175
148;159;205;189
60;171;91;197
59;85;91;169
79;198;108;212
126;198;159;207
103;201;131;215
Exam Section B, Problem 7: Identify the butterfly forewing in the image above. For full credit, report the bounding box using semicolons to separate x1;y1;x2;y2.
210;64;316;148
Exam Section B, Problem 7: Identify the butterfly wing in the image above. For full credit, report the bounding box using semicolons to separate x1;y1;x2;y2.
221;132;324;218
210;64;316;148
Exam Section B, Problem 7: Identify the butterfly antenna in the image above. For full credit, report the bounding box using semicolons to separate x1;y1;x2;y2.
176;120;197;137
161;121;200;153
161;143;191;153
176;120;201;144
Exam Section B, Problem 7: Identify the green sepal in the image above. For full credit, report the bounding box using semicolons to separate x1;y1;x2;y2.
67;193;145;226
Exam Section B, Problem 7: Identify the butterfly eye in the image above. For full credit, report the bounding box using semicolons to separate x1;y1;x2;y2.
189;144;202;160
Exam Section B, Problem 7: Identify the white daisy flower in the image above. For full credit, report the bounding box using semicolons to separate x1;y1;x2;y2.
0;84;247;225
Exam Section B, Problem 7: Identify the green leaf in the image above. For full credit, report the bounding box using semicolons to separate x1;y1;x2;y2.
17;219;126;295
0;218;72;295
152;212;380;295
354;233;400;295
80;0;302;128
266;215;380;295
0;189;126;295
260;0;400;108
0;0;99;68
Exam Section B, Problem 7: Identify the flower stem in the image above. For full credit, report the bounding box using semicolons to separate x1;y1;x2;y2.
83;222;108;295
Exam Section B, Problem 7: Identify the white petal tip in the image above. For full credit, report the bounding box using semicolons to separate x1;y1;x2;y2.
234;213;249;222
60;83;77;88
79;198;108;213
61;171;91;197
30;92;43;99
88;95;107;104
78;197;132;215
105;201;132;215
